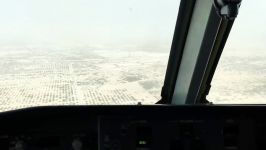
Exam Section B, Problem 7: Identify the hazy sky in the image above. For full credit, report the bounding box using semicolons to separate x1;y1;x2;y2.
0;0;180;51
0;0;265;52
223;0;266;53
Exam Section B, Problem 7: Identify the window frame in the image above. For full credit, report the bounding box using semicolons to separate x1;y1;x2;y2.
159;0;240;104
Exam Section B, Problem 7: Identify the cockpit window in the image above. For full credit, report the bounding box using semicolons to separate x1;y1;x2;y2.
208;0;266;103
0;0;180;111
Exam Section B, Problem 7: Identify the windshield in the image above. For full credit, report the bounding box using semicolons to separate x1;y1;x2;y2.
208;0;266;103
0;0;180;111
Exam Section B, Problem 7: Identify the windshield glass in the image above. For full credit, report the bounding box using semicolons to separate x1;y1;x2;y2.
0;0;180;111
208;0;266;103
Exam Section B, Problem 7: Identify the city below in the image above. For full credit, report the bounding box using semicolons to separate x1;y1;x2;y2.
0;47;265;112
0;47;168;112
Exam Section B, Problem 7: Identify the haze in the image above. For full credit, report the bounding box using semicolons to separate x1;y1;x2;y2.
0;0;179;51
